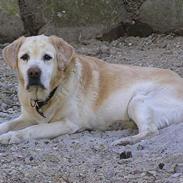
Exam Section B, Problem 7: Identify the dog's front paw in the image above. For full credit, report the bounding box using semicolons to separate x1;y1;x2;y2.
0;131;25;144
0;132;14;144
0;123;9;135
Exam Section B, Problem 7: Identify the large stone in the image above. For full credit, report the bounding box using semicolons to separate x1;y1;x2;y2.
39;24;108;42
0;10;24;43
139;0;183;33
43;0;129;27
18;0;46;35
0;0;24;43
0;0;130;43
39;0;130;42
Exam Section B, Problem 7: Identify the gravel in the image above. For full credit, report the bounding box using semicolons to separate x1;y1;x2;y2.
0;34;183;183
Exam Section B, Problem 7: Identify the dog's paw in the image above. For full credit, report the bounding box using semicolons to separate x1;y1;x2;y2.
0;131;25;144
0;132;14;144
111;136;134;146
0;123;9;135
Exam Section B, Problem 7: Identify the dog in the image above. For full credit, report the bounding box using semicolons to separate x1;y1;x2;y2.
0;35;183;145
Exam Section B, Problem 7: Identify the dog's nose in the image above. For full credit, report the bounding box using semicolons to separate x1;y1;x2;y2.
27;66;44;90
28;67;41;79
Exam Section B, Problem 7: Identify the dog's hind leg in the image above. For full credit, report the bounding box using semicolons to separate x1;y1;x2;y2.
112;94;159;146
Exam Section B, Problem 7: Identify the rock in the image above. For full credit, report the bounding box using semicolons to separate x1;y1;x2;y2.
137;144;144;150
18;0;45;36
96;23;125;42
158;163;165;170
124;20;153;37
29;156;34;161
146;171;156;177
39;24;108;43
139;0;183;33
0;10;24;43
0;0;130;43
39;0;130;42
119;151;132;159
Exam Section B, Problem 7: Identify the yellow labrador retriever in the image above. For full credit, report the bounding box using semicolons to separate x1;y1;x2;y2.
0;35;183;145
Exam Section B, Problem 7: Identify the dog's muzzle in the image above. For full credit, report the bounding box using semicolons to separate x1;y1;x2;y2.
26;66;45;90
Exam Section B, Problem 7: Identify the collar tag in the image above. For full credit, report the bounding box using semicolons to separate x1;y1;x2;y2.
30;86;58;118
30;99;36;108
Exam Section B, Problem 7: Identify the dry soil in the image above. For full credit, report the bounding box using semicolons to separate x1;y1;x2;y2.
0;34;183;183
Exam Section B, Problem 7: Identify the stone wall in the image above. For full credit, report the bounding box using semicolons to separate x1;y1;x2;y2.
0;0;183;43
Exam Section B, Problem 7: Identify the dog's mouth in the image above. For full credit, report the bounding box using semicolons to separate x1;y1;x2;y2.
26;84;49;102
26;80;46;90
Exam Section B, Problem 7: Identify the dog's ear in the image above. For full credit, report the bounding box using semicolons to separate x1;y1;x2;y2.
49;35;75;71
2;36;25;69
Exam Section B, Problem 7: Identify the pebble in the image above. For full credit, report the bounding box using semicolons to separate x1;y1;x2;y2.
146;171;156;177
136;144;144;150
120;151;132;159
158;163;165;169
7;108;14;113
44;141;50;144
29;156;34;161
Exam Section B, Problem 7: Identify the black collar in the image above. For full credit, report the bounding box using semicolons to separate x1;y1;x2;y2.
30;87;58;118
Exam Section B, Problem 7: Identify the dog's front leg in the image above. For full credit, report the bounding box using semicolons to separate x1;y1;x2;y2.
0;119;79;144
0;115;35;135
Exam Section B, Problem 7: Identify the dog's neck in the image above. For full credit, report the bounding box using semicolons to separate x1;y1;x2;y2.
30;86;58;118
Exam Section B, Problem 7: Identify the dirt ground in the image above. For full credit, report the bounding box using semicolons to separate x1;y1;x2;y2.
0;34;183;183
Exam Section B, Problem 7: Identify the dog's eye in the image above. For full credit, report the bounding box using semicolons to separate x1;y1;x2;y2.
20;54;29;61
43;54;52;61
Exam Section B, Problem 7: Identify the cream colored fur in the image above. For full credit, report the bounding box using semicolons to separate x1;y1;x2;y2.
0;35;183;145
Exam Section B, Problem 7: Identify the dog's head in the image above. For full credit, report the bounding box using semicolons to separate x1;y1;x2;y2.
2;35;74;101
